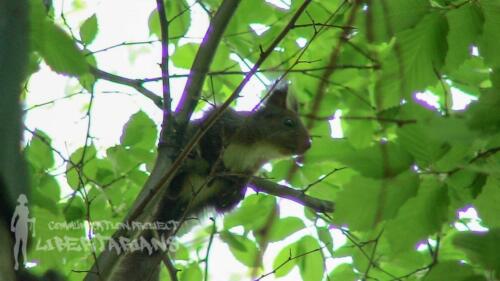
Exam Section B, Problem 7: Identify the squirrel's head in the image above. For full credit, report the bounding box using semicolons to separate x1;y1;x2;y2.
252;83;311;156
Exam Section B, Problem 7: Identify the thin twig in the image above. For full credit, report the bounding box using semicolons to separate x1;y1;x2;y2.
89;40;159;55
304;113;417;126
302;167;347;193
23;92;85;112
293;23;354;29
141;64;377;82
340;229;398;280
363;230;384;279
254;246;325;281
447;146;500;175
203;218;217;281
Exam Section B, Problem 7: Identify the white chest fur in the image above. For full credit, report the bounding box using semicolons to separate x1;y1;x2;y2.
222;142;284;173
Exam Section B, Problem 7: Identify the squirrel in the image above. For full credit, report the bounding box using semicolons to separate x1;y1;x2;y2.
161;83;311;221
94;83;311;281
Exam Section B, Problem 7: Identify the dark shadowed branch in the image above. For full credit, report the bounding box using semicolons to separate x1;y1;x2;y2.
250;177;334;213
161;254;179;281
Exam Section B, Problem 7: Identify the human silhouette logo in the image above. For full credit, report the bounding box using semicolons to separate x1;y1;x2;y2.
10;194;36;271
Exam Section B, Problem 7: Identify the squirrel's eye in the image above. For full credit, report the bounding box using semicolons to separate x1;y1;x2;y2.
283;118;295;127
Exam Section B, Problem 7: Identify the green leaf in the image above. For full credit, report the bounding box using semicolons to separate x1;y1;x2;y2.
272;235;324;280
334;171;419;231
212;43;240;71
453;229;500;277
172;244;190;261
106;145;139;173
92;159;115;185
385;179;448;253
479;0;500;68
120;111;158;150
296;236;324;281
66;145;97;189
425;261;484;281
449;57;489;96
69;144;97;165
316;227;334;256
361;0;431;42
63;196;86;222
79;51;97;91
128;169;149;187
268;217;305;242
223;194;275;231
342;112;375;149
180;263;202;281
171;43;199;69
303;164;342;204
376;13;448;108
29;3;88;77
30;206;85;272
328;263;357;281
444;4;482;71
32;173;60;214
26;130;55;170
79;14;98;44
474;177;500;228
219;231;259;267
148;0;191;41
424;116;477;145
273;242;297;277
467;89;500;134
225;0;284;40
447;170;486;203
325;140;413;179
434;144;471;172
397;122;449;167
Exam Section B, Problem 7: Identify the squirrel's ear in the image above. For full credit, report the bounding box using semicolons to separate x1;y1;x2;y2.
265;82;289;109
287;93;299;112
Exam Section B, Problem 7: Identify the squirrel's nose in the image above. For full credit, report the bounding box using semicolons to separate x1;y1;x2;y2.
303;139;311;151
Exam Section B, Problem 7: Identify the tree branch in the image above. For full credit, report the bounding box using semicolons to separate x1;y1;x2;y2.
161;254;179;281
250;177;334;213
203;218;216;281
175;0;241;129
90;66;163;108
156;0;173;136
304;113;417;126
141;64;377;82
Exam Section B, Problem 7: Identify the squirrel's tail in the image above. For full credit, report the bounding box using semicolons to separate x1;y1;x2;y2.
84;173;189;281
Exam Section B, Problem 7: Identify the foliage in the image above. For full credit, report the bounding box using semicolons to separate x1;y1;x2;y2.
20;0;500;280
